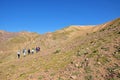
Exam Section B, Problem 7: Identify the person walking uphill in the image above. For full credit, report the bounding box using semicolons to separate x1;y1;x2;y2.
23;48;26;57
17;50;21;59
31;48;35;54
28;49;30;55
36;46;40;53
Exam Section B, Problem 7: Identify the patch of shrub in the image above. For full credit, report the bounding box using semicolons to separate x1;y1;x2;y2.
117;31;120;34
106;64;120;80
100;28;106;32
99;38;106;42
50;73;55;76
76;50;82;56
85;75;93;80
84;66;92;73
87;50;98;58
109;24;113;26
53;49;61;54
93;50;98;53
113;45;120;59
58;77;64;80
38;75;43;80
19;73;26;77
101;47;109;51
113;52;120;60
70;61;74;64
72;71;80;76
98;56;109;64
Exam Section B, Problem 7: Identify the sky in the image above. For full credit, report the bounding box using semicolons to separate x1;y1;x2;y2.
0;0;120;34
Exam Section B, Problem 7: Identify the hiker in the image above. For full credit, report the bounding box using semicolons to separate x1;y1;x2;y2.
31;48;35;54
23;48;26;57
36;47;38;53
17;50;20;59
28;49;30;55
38;47;40;52
36;46;40;53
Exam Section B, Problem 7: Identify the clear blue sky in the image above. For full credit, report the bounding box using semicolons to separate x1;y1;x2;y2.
0;0;120;34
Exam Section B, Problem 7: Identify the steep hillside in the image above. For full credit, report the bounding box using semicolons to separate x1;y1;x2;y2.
0;18;120;80
52;18;120;80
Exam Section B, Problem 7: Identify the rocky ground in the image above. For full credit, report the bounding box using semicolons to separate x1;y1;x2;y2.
0;18;120;80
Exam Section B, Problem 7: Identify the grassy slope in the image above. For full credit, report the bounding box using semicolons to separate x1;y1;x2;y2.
53;18;120;80
0;18;120;80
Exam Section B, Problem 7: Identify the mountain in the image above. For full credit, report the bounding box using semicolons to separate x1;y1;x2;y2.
0;18;120;80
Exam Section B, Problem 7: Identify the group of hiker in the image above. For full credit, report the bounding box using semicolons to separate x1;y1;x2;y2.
17;47;40;59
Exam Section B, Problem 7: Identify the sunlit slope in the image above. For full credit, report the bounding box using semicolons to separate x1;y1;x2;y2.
0;18;120;80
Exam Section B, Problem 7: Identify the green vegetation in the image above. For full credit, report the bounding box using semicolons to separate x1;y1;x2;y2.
9;36;27;43
84;66;92;73
58;77;64;80
97;55;109;65
44;52;74;70
50;72;56;76
100;28;106;32
85;75;93;80
38;75;44;80
87;50;99;58
53;49;61;54
72;71;80;76
106;64;120;80
19;73;26;77
113;52;120;60
101;47;109;51
113;45;120;60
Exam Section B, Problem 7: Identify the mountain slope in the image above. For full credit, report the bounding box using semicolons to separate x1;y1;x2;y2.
52;18;120;80
0;18;120;80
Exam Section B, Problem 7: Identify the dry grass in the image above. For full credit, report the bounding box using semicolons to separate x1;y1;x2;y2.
0;18;120;80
